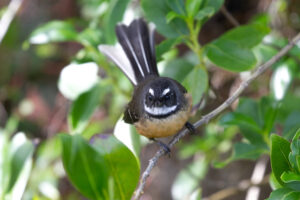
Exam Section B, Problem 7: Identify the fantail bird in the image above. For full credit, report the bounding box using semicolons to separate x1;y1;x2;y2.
99;18;194;140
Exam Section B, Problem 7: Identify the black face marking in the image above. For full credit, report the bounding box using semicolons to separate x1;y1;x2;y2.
143;78;184;117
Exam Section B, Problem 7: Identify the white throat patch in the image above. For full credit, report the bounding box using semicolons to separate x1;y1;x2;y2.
144;104;178;116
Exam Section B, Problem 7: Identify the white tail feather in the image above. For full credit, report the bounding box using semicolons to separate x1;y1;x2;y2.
98;44;137;85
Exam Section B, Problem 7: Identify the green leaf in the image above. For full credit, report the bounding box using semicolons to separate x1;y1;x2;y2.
260;98;278;136
6;141;33;193
60;134;109;200
221;112;265;146
253;43;278;63
92;134;140;200
3;133;34;200
166;11;183;23
141;0;189;38
220;23;270;48
166;0;186;15
69;84;104;134
281;171;300;191
156;38;181;61
205;39;257;71
232;142;265;160
283;112;300;140
284;191;300;200
267;188;294;200
29;21;78;44
194;7;215;22
289;129;300;172
204;0;224;13
103;0;130;44
182;66;208;104
114;118;144;157
185;0;203;17
161;57;194;82
271;134;291;186
77;28;102;47
214;142;265;168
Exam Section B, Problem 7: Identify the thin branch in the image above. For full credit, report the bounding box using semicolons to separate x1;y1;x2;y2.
133;32;300;200
0;0;24;45
220;5;240;27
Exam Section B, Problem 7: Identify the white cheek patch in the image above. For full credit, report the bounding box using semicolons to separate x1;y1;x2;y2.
162;88;170;96
149;88;154;96
144;104;178;116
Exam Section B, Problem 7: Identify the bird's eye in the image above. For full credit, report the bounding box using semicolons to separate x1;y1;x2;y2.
147;95;153;102
164;94;171;101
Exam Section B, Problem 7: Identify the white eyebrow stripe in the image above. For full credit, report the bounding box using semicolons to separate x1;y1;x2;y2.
162;88;170;96
149;88;154;96
144;105;177;116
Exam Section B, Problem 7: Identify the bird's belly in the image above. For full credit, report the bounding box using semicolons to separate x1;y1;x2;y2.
134;109;190;138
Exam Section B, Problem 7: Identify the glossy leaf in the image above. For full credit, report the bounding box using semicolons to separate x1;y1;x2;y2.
206;39;257;71
204;0;224;13
185;0;203;17
2;133;33;200
166;0;186;15
92;134;140;200
271;134;291;186
283;112;300;140
6;142;33;193
156;38;181;61
232;142;265;160
166;11;185;23
214;142;265;168
113;118;143;157
29;21;78;44
69;84;103;134
289;129;300;172
60;134;109;200
141;0;189;38
182;66;208;104
221;112;265;146
267;188;294;200
161;57;194;82
77;28;102;47
103;0;130;44
281;171;300;191
220;23;270;48
194;7;215;22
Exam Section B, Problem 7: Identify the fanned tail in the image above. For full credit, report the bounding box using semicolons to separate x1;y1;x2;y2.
115;18;159;83
99;18;158;86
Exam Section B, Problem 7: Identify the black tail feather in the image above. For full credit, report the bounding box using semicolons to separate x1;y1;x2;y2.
115;19;159;83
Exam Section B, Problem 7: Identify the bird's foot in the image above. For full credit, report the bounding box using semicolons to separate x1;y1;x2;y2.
150;138;171;156
185;122;196;134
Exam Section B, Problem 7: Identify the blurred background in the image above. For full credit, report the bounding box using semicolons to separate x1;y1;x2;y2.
1;0;300;199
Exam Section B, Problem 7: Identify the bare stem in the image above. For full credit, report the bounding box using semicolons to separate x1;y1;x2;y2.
133;32;300;200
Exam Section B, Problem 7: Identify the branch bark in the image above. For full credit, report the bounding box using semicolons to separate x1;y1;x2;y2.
133;32;300;200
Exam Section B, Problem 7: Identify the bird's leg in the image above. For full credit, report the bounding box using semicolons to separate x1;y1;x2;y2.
185;122;196;134
150;138;171;155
